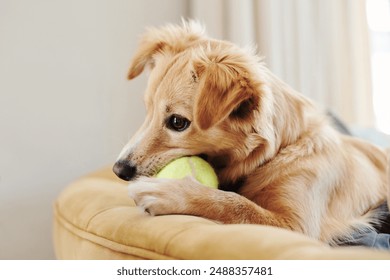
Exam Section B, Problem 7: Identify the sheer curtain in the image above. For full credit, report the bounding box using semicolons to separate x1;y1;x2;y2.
187;0;374;126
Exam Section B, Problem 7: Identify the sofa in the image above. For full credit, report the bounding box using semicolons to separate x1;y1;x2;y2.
53;167;390;259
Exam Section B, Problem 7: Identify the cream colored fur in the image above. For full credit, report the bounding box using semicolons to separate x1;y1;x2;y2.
116;21;388;245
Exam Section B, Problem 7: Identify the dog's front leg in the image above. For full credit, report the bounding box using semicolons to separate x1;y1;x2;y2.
128;176;291;228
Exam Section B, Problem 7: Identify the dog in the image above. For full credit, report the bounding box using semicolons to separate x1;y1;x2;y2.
113;21;389;245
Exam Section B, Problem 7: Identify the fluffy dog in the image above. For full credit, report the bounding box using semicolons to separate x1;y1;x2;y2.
113;21;388;245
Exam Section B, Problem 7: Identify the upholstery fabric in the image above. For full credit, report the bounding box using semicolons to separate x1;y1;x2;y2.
53;167;390;260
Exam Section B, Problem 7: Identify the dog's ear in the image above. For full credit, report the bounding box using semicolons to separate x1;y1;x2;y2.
193;47;261;130
128;20;205;80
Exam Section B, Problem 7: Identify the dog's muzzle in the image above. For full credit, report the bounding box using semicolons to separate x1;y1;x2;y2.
113;160;137;181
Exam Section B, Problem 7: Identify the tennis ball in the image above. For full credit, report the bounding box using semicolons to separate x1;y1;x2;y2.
155;156;218;188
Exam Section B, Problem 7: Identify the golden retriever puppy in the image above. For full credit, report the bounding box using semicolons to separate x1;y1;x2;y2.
113;21;389;245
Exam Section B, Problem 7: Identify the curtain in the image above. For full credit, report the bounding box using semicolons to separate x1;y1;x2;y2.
187;0;374;127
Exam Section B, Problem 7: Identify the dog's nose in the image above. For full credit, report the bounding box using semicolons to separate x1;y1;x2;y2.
113;160;137;181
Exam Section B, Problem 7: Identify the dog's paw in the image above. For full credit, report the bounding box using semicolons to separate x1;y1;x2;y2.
128;176;207;216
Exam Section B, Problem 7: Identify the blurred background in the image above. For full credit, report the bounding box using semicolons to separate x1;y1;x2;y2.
1;0;389;259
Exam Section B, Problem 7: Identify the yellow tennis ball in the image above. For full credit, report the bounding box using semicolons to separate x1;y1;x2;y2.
155;156;218;188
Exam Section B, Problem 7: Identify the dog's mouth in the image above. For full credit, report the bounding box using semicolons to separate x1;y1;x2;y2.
199;153;230;170
198;153;209;161
113;154;219;182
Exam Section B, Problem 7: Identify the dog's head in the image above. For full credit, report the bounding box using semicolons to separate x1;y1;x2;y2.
113;21;304;184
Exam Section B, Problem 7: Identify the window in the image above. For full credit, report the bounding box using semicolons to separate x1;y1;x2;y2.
366;0;390;134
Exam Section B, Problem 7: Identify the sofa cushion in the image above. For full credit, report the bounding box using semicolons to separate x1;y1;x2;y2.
53;167;390;259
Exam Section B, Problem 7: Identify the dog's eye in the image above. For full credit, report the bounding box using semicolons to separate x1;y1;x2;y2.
166;114;191;132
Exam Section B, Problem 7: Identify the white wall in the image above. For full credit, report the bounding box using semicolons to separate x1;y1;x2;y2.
0;0;186;259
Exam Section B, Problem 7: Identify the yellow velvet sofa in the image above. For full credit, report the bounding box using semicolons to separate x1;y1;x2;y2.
53;167;390;259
